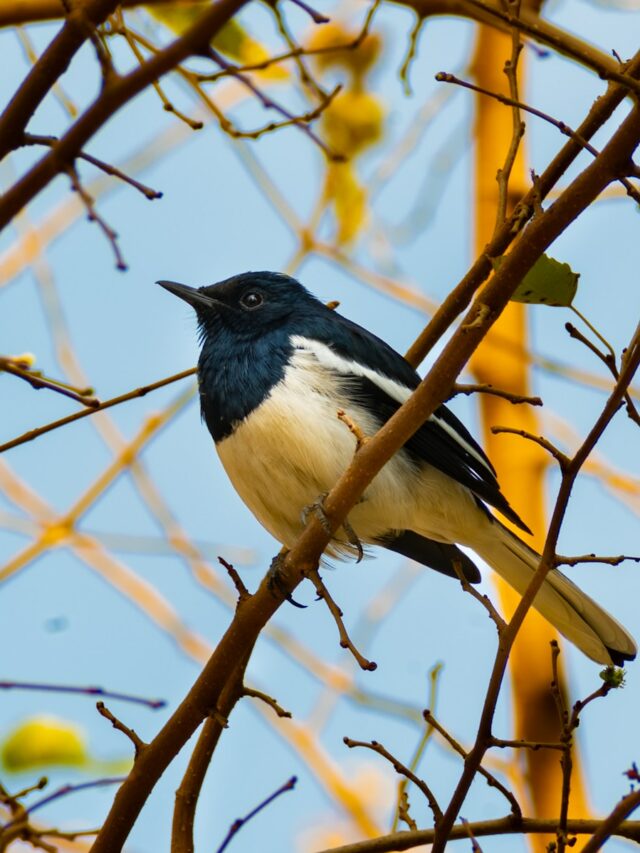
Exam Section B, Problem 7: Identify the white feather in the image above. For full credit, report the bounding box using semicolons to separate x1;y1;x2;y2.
290;335;494;476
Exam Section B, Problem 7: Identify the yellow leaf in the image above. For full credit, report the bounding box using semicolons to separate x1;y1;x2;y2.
321;90;384;159
306;22;382;80
2;716;88;771
147;8;286;78
326;163;367;244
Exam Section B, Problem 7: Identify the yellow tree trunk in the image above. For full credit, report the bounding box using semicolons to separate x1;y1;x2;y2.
469;25;589;840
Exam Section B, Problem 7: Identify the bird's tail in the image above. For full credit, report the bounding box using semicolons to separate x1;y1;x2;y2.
472;520;636;666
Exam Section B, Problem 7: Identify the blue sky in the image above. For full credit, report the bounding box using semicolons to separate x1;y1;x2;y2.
1;2;639;851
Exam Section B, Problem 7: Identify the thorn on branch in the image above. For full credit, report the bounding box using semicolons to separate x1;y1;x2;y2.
337;408;369;450
218;556;251;604
96;701;146;758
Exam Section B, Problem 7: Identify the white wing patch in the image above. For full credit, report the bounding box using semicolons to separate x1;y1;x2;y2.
290;335;494;477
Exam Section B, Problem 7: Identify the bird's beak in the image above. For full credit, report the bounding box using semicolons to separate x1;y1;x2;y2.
157;280;224;311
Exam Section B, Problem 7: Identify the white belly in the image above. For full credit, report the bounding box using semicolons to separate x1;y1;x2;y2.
216;351;485;554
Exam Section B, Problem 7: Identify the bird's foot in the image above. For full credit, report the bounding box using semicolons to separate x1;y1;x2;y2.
301;494;364;563
267;550;306;609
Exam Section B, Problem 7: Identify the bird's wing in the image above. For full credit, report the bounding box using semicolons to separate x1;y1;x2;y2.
291;314;530;533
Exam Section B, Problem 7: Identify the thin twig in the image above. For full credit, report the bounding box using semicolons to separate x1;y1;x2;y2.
493;0;525;234
451;382;542;406
0;367;197;454
22;133;163;199
343;737;443;824
215;776;297;853
205;46;343;159
451;560;506;631
307;570;377;671
490;425;570;471
2;778;125;830
65;162;127;270
96;702;146;757
423;710;522;817
0;680;165;708
555;553;640;567
243;687;292;719
0;355;100;406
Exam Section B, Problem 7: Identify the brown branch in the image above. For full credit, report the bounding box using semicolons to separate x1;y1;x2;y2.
490;425;570;471
64;162;127;269
404;0;640;97
242;687;292;718
580;789;640;853
566;319;640;427
423;710;521;817
555;553;640;567
0;0;122;160
343;737;443;824
96;701;146;758
404;50;640;367
172;671;246;853
435;72;640;204
313;816;640;853
172;717;225;853
451;560;506;631
431;307;640;851
22;133;163;199
218;556;251;603
0;0;253;228
88;100;640;853
0;367;196;454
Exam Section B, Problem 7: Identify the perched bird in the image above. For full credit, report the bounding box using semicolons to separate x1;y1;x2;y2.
158;271;636;666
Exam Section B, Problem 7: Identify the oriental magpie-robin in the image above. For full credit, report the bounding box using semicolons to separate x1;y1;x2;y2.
158;271;636;666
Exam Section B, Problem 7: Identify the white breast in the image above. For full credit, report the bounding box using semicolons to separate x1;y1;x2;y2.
216;341;485;553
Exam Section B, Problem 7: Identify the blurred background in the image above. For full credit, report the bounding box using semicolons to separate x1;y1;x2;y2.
1;0;639;850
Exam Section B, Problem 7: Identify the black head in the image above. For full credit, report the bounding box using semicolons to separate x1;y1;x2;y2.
157;271;320;342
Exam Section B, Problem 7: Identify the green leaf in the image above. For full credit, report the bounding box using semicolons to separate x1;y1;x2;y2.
509;253;580;307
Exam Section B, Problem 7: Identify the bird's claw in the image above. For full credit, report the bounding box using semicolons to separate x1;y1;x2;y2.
267;551;307;608
301;494;364;563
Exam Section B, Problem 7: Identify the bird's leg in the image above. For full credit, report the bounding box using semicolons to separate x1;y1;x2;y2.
267;549;307;608
301;493;365;563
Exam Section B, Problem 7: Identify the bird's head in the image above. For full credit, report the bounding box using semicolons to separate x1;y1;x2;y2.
157;271;318;344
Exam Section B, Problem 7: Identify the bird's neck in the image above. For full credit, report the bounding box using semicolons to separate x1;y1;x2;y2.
198;332;292;442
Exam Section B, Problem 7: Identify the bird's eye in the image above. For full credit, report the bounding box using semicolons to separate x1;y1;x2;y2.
240;291;263;310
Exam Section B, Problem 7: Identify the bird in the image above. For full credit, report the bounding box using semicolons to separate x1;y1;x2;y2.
158;270;636;667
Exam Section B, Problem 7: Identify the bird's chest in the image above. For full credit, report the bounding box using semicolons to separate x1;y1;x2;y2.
215;356;380;545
